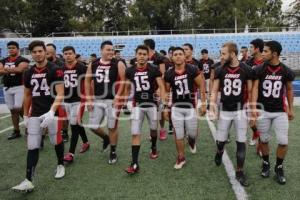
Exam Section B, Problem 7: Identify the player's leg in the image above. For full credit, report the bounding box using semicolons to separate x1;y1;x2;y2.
215;111;233;166
107;100;122;164
146;106;159;159
77;102;89;153
256;111;272;178
47;115;65;179
185;108;198;154
273;112;289;184
171;107;186;169
125;106;145;174
12;117;42;192
88;101;110;151
4;87;21;140
234;110;249;187
159;101;167;141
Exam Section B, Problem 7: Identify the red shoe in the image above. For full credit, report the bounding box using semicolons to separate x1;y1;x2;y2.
149;149;159;159
252;131;260;140
63;153;74;163
159;129;167;141
174;155;186;169
125;163;139;174
79;142;90;153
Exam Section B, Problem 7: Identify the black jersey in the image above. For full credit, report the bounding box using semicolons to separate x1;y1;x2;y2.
1;56;29;87
164;64;200;108
253;62;295;112
126;64;161;107
91;58;120;99
186;58;203;71
215;62;253;111
63;62;87;103
199;58;214;79
53;58;64;68
246;57;264;68
24;62;64;117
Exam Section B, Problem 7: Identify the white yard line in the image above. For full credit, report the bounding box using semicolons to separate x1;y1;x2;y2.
0;114;11;120
0;122;24;134
206;116;248;200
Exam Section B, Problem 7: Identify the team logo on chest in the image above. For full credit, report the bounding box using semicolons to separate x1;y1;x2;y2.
64;70;78;88
31;73;50;97
223;73;242;96
174;74;189;95
134;71;150;91
96;65;111;83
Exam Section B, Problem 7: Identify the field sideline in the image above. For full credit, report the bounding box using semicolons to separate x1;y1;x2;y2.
0;107;299;200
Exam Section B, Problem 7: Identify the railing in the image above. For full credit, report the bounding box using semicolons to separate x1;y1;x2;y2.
47;27;300;37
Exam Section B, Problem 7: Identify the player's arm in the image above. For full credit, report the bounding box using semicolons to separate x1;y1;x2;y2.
163;82;171;121
84;63;93;111
156;77;167;104
209;79;220;120
115;61;126;105
0;62;8;75
50;83;64;112
286;81;294;120
209;68;215;95
159;63;166;77
23;87;32;117
5;62;29;73
194;74;206;116
250;79;259;125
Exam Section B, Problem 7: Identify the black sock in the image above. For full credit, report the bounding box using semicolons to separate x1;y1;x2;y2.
216;141;225;154
132;145;140;165
111;145;116;154
63;129;68;135
251;126;257;132
69;125;80;154
150;130;157;150
78;126;88;143
102;134;110;142
276;157;284;167
55;142;64;165
26;149;39;181
236;142;246;169
14;129;20;134
262;155;269;164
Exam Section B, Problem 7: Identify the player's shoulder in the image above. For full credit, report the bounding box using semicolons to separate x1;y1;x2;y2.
17;56;30;63
240;62;252;70
92;58;100;66
125;65;136;74
192;58;200;65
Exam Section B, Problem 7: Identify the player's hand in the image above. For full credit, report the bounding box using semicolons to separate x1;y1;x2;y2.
39;110;55;128
199;104;206;116
86;99;94;112
249;109;259;127
23;116;29;128
208;106;217;121
287;109;294;121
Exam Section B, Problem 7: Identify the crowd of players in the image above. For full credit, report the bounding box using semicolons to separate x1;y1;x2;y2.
0;37;295;192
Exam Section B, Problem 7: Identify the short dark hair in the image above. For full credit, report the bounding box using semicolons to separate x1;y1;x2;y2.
144;39;155;50
29;40;46;51
101;40;113;49
7;41;19;49
46;43;57;50
264;40;282;56
222;42;238;55
168;46;175;53
241;46;248;49
135;45;149;54
114;50;120;54
160;50;167;56
63;46;76;53
75;54;81;59
172;47;185;55
250;38;264;53
201;49;208;54
90;53;97;57
183;43;193;51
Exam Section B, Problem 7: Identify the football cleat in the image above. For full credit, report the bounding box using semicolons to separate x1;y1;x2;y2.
149;149;159;160
54;165;65;179
125;163;139;174
63;153;74;163
249;138;256;146
79;142;90;153
12;179;34;193
275;165;286;185
261;161;270;178
7;131;21;140
236;171;249;187
108;152;118;164
188;138;197;154
214;152;223;166
159;129;167;141
174;156;186;169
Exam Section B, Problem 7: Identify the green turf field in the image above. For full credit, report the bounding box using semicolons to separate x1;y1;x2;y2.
0;107;299;200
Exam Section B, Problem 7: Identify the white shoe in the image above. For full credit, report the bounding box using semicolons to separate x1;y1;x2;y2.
174;157;186;169
189;145;197;154
249;139;256;146
12;179;34;193
54;165;65;179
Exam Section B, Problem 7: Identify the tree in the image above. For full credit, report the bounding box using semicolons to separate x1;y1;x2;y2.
285;0;300;26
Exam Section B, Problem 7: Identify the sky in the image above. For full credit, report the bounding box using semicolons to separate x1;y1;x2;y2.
282;0;294;11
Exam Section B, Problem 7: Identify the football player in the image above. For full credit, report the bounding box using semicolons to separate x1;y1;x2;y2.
251;41;295;185
12;40;65;192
